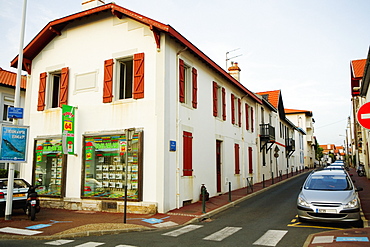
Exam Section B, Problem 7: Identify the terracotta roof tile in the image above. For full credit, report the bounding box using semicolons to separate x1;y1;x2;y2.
285;108;313;116
256;90;280;108
0;68;26;89
351;59;366;78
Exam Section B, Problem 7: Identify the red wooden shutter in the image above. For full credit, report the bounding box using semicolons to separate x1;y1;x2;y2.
222;87;226;120
245;104;250;130
213;81;218;117
37;72;47;111
238;98;241;127
103;59;114;103
235;143;240;174
59;67;69;107
133;53;145;99
251;107;254;132
231;94;235;124
192;67;198;108
179;59;185;103
183;131;193;176
248;147;253;173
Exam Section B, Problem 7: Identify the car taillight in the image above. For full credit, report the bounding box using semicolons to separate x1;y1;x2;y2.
0;192;4;199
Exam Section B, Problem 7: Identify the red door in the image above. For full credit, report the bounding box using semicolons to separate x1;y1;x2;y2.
216;140;222;193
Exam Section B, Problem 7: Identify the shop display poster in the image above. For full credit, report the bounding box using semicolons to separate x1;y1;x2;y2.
0;124;29;162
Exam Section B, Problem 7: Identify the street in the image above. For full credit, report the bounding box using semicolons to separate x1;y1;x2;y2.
0;173;359;247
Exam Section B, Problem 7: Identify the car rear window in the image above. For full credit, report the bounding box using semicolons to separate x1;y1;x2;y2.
304;175;351;190
0;180;29;189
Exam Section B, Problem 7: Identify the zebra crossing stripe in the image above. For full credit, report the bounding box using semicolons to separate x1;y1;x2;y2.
203;227;242;241
162;224;203;237
253;230;288;246
0;227;42;235
74;242;105;247
45;239;75;245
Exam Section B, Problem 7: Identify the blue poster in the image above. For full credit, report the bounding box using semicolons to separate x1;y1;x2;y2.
0;124;29;162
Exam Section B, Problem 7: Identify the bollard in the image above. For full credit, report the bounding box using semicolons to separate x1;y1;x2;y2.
228;182;231;202
263;174;265;188
201;185;206;213
271;172;274;185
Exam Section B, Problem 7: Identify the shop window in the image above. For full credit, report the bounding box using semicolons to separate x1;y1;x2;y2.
34;138;65;197
82;131;143;201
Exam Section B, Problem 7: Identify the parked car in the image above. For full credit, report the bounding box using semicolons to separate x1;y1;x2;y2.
297;169;363;225
0;178;31;214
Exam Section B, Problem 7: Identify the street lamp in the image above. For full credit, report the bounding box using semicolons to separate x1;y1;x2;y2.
123;128;135;223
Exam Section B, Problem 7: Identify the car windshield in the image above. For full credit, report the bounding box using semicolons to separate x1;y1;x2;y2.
304;174;351;191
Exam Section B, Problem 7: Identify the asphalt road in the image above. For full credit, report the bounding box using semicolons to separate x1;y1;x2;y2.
0;173;358;247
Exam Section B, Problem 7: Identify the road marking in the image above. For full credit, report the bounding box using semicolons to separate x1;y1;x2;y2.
311;236;334;244
45;239;75;245
74;242;104;247
203;227;242;241
253;230;288;246
116;245;139;247
162;224;203;237
0;227;42;235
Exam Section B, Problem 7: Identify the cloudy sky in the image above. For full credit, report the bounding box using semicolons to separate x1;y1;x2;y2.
1;0;369;146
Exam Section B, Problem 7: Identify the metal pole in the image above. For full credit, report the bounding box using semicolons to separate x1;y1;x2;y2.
228;182;231;202
202;186;206;214
5;0;27;221
123;129;129;223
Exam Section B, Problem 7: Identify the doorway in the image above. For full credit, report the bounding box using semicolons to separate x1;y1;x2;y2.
216;140;222;193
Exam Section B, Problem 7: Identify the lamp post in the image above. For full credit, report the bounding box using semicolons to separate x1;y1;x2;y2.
123;128;135;223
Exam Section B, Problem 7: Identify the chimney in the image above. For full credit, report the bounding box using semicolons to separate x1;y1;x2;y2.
228;62;241;81
82;0;105;10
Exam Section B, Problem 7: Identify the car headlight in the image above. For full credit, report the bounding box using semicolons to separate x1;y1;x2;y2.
343;198;358;209
298;196;310;207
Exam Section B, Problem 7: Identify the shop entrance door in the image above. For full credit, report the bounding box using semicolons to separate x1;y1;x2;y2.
216;140;222;193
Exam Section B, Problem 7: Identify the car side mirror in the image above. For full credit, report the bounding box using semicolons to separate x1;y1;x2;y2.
356;187;363;192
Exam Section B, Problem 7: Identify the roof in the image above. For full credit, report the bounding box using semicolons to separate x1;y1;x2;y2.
10;3;261;104
351;59;366;78
256;90;280;109
285;108;313;117
0;68;26;89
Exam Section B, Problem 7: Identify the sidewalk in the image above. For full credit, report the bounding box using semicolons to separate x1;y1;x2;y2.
0;167;369;245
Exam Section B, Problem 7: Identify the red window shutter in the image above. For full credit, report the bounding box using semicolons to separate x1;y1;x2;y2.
179;59;185;103
238;98;241;127
231;94;235;124
245;104;250;130
192;67;198;108
222;87;226;120
103;59;114;103
37;72;47;111
235;144;240;174
213;81;218;117
59;67;69;107
251;107;254;132
133;53;145;99
248;147;253;173
183;131;193;176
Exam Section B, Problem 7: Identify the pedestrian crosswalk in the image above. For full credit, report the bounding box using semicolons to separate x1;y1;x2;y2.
43;225;289;246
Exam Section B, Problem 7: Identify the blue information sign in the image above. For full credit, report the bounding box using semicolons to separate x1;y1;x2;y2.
169;140;176;151
0;124;29;162
8;107;24;119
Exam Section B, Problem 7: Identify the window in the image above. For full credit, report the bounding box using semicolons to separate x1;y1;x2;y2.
231;95;241;127
213;83;226;119
179;59;197;108
33;138;65;197
117;58;133;99
245;104;249;131
234;143;240;174
2;95;14;121
183;131;193;176
103;53;144;103
82;131;143;201
37;67;69;111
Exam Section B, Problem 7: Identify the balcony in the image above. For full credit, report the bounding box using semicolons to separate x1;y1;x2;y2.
286;138;295;157
260;123;275;141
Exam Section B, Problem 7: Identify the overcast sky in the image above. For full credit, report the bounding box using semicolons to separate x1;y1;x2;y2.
1;0;369;146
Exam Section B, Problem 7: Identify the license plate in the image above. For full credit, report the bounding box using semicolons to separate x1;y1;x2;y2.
317;209;336;213
31;200;36;204
13;193;25;197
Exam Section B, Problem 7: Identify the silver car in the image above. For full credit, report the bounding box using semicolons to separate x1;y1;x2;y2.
297;169;363;224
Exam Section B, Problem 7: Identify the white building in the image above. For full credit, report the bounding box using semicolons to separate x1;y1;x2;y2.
11;2;269;213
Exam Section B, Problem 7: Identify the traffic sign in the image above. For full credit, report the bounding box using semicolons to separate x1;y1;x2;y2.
7;107;23;119
357;102;370;129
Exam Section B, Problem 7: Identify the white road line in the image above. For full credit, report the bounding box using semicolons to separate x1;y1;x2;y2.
44;239;75;245
203;227;242;241
253;230;288;246
74;242;105;247
116;245;139;247
0;227;42;235
162;224;203;237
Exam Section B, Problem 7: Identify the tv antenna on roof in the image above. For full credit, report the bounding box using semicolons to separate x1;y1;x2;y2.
226;48;242;69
